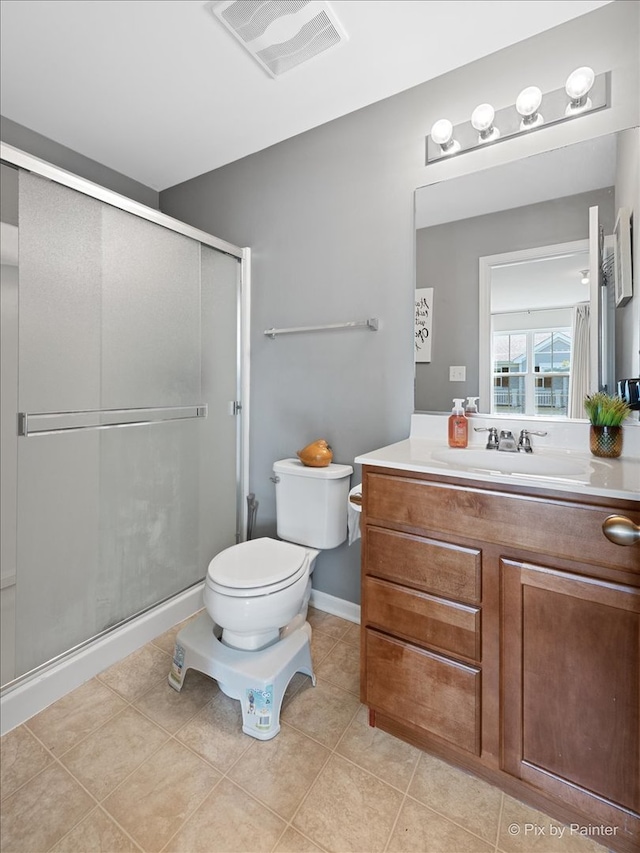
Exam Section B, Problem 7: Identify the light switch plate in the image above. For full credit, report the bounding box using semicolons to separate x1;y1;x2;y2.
449;366;466;381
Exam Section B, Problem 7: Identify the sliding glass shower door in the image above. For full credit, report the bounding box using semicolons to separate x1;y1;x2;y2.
8;170;241;681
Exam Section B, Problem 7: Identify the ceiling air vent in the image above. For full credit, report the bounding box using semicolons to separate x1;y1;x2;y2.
209;1;348;78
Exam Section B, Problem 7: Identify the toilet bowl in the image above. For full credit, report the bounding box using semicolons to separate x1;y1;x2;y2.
204;537;319;650
203;458;353;652
170;458;353;739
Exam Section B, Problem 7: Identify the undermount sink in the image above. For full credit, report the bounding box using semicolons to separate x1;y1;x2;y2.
431;447;590;477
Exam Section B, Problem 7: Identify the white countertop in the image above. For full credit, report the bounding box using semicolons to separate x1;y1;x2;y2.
355;414;640;502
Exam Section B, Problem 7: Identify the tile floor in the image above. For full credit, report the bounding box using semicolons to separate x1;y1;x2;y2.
1;608;610;853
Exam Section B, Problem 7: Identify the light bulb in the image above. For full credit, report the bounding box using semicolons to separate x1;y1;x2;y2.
516;86;543;129
430;119;460;154
580;270;590;285
471;103;499;142
565;66;595;115
430;119;453;145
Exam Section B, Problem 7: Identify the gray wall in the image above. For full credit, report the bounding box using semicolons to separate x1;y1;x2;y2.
1;116;158;209
415;188;615;412
160;1;639;606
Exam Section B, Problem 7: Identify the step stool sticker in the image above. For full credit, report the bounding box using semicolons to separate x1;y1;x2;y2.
246;685;273;730
169;643;185;686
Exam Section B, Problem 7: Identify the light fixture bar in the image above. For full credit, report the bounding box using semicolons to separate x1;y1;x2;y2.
426;71;609;164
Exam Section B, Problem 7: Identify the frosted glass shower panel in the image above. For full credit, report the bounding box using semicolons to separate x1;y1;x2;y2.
199;247;240;564
18;173;102;413
97;419;201;631
15;431;100;677
100;207;201;409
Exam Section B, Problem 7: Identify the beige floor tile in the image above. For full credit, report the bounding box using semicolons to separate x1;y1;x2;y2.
175;690;252;771
341;622;361;648
97;643;171;702
0;762;93;853
25;678;127;755
150;610;203;656
310;630;338;666
133;669;218;734
274;826;326;852
163;777;286;853
307;609;351;640
280;678;360;748
103;739;221;851
336;705;421;792
388;796;494;852
315;639;361;695
498;796;609;853
60;706;168;800
409;751;503;844
293;753;404;853
0;724;53;801
229;722;330;819
49;806;140;852
283;670;310;703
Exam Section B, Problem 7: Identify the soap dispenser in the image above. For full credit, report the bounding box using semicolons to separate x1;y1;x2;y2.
465;397;479;417
448;399;468;448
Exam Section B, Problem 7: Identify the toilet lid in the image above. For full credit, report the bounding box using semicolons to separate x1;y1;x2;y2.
207;537;307;589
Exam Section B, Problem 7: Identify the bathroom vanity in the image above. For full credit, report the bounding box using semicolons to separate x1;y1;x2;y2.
356;416;640;853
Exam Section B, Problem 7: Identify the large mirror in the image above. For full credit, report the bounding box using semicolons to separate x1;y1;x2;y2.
414;129;637;418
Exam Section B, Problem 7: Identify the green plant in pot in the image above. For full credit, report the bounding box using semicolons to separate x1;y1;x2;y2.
584;392;631;458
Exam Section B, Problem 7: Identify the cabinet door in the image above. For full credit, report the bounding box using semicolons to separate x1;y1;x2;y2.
501;559;640;827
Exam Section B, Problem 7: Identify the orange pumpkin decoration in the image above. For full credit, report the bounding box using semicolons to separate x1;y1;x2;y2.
296;439;333;467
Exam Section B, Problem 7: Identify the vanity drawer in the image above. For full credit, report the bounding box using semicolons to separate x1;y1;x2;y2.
364;576;480;661
365;526;481;604
365;472;640;572
365;629;481;755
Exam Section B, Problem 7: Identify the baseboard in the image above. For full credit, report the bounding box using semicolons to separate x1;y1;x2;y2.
309;588;361;624
0;583;205;736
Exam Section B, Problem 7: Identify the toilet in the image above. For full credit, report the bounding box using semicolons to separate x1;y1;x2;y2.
168;457;353;739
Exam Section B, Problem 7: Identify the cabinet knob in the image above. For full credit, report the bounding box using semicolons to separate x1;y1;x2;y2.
602;515;640;546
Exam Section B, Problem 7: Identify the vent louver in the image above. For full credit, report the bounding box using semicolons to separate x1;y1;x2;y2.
209;1;347;78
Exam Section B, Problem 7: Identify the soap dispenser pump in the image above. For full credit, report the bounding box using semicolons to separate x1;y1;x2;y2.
465;397;479;416
448;399;468;448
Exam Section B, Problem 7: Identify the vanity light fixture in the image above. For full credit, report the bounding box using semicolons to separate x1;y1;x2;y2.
565;66;595;115
430;119;460;155
580;269;590;285
471;103;500;142
516;86;543;129
426;66;609;164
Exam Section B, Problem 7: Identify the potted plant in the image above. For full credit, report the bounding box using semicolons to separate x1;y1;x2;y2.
584;392;631;457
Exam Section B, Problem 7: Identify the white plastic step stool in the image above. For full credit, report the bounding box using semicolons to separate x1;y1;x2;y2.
168;611;315;740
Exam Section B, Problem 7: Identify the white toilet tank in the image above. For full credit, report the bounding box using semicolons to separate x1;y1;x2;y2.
273;458;353;549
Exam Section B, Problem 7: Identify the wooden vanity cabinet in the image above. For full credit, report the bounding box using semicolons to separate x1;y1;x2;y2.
360;465;640;853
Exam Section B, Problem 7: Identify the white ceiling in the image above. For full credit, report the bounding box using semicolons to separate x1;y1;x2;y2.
0;0;611;191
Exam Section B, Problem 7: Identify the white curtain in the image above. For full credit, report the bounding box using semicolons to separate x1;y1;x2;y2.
568;303;590;418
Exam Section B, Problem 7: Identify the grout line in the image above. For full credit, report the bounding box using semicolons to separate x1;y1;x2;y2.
495;791;505;852
380;748;422;853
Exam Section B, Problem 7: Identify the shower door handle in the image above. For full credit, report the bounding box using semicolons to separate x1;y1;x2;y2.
18;405;208;437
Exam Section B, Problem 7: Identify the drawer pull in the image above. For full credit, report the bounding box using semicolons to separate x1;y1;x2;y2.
602;515;640;546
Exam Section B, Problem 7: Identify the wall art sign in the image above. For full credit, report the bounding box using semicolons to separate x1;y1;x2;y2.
415;287;433;362
614;207;633;307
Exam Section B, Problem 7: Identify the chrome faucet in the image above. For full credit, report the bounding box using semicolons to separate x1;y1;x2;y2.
497;430;518;452
474;427;499;450
517;429;548;453
475;426;548;452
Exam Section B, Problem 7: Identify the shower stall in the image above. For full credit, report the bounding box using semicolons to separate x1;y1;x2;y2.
0;145;249;698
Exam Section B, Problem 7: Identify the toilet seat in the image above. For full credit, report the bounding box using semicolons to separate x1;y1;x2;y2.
206;537;309;598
